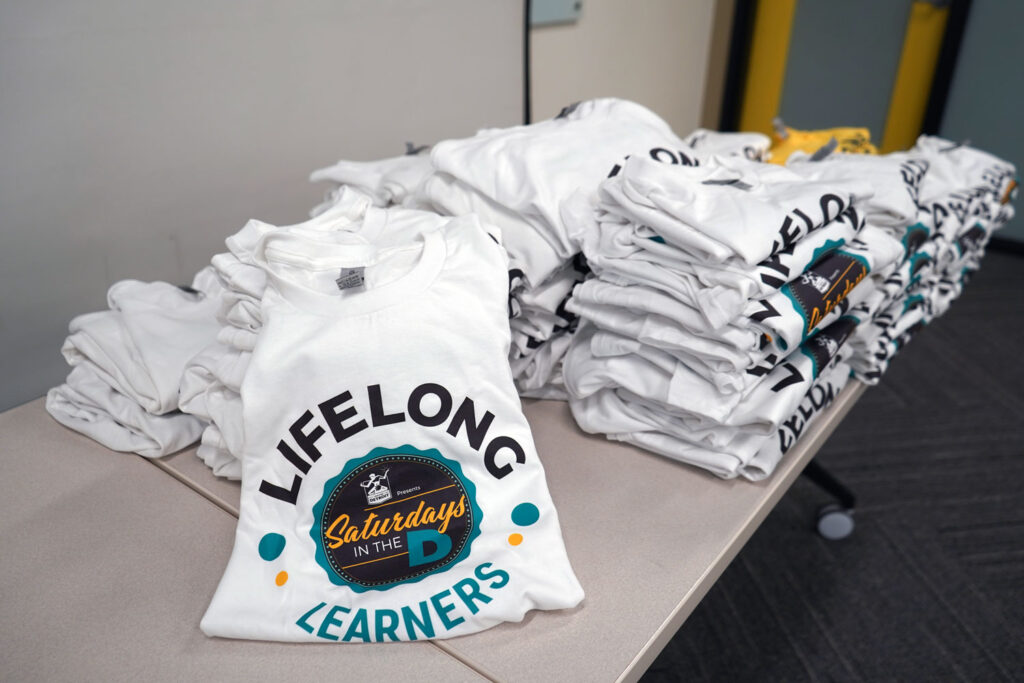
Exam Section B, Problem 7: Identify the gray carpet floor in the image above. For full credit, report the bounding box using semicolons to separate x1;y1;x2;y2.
642;250;1024;682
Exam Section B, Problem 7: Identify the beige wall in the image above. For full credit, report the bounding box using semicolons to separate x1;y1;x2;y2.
0;0;523;411
530;0;716;132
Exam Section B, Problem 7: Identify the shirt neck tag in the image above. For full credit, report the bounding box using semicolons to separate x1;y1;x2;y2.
335;267;366;290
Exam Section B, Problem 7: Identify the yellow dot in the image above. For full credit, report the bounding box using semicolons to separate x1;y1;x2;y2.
275;571;288;586
508;533;523;546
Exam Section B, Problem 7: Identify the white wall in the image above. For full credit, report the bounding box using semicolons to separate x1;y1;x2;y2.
530;0;715;131
0;0;523;411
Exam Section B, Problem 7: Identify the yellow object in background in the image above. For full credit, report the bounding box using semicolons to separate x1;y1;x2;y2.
881;1;950;153
738;0;798;136
769;125;878;165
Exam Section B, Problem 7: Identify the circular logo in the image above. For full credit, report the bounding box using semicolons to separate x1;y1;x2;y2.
310;445;481;592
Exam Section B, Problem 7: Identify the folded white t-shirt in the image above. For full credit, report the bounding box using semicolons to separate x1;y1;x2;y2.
431;98;692;285
310;153;434;209
47;364;205;458
61;274;222;415
598;154;874;266
202;214;582;643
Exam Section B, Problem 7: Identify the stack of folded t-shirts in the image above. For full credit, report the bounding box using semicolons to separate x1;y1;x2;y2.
199;205;584;642
45;268;222;457
334;99;769;399
783;146;931;365
418;98;696;399
563;152;910;479
833;137;1018;382
178;188;449;480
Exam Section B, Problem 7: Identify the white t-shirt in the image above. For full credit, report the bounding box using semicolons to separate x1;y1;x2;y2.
61;274;222;415
416;171;563;289
431;98;691;286
567;320;856;480
580;204;864;330
197;424;244;480
598;154;874;266
310;153;434;209
682;128;771;161
47;364;205;458
182;192;448;472
787;153;926;229
202;215;583;642
47;269;221;456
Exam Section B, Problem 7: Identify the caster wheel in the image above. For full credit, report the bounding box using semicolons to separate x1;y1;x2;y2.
816;504;855;540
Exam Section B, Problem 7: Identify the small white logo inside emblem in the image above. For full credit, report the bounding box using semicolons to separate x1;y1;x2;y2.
360;469;392;505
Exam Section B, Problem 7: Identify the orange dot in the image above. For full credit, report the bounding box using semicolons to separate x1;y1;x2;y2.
508;533;523;546
275;571;288;586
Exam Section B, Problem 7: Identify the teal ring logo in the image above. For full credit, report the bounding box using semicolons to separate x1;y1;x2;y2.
310;445;482;593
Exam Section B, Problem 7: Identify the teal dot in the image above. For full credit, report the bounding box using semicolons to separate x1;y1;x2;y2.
511;503;540;527
259;533;286;561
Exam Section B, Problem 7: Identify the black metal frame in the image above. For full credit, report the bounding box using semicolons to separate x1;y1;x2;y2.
801;459;856;510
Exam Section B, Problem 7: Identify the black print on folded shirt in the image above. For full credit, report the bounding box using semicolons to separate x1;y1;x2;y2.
608;146;701;178
759;243;796;288
799;316;857;378
315;452;474;589
927;181;1001;233
258;384;526;506
956;224;987;256
901;159;929;208
773;194;849;255
508;268;526;318
770;363;804;392
902;223;929;258
749;299;782;324
784;250;868;335
777;378;840;455
746;352;779;378
760;205;861;290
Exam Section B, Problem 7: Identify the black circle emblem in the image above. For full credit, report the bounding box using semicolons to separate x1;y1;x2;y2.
311;447;481;591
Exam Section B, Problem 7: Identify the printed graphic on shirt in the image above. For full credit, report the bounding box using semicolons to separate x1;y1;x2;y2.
607;146;700;178
901;159;929;209
780;249;868;339
901;222;930;258
775;372;842;455
799;316;858;378
310;445;482;593
758;236;848;290
770;193;850;256
1001;177;1018;205
908;251;933;284
955;224;987;257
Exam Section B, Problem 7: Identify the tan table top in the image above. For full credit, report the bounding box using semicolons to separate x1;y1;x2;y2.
1;382;866;682
0;399;486;683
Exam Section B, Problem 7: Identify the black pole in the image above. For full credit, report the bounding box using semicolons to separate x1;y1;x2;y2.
718;0;757;132
921;0;974;135
523;0;532;125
